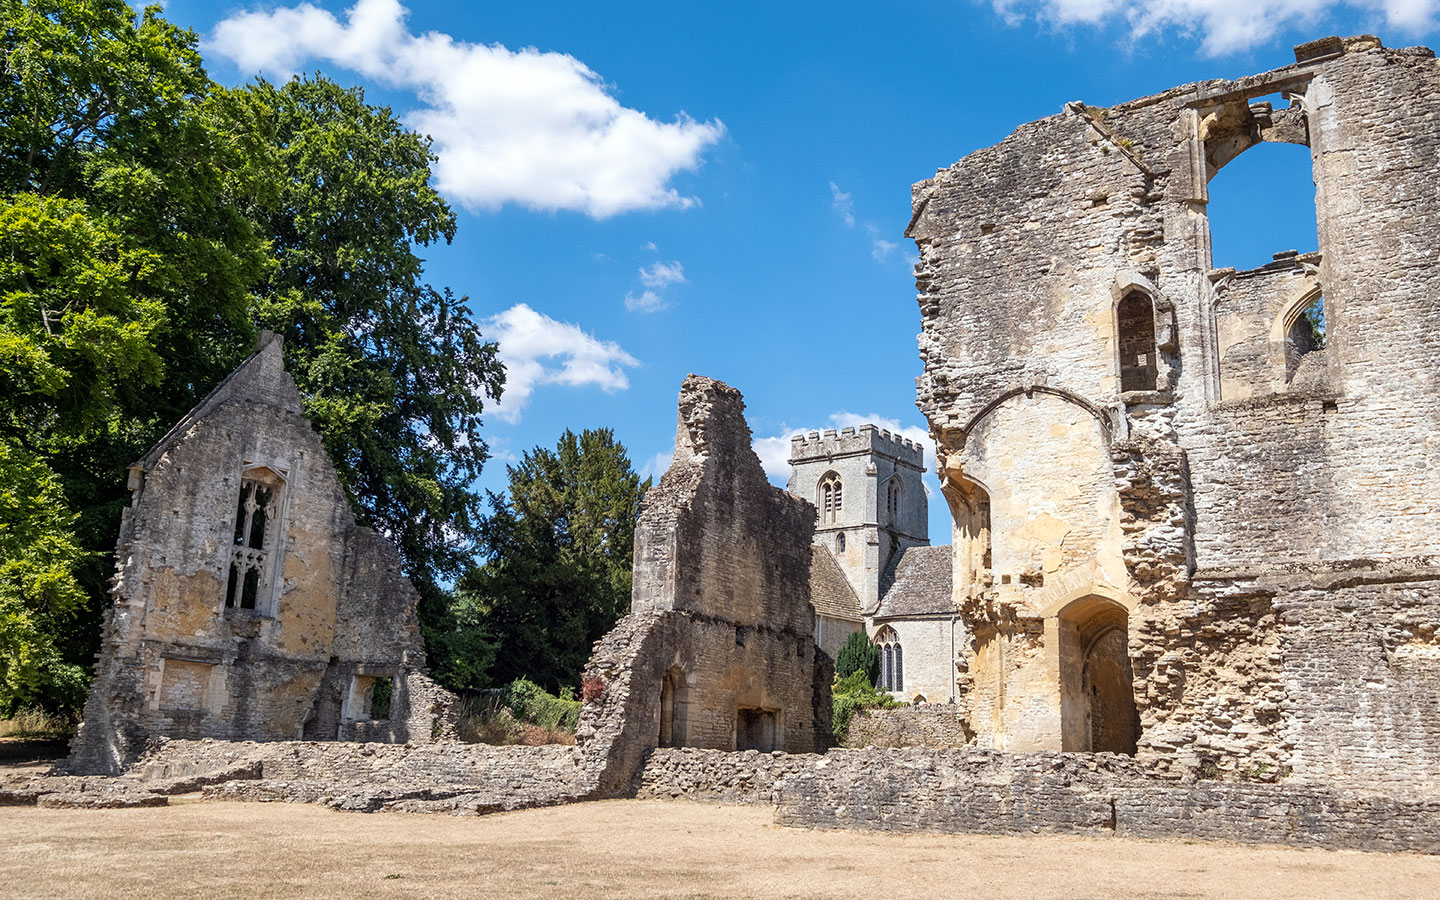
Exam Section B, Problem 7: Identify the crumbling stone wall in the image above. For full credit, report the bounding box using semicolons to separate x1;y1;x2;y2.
576;375;832;796
67;333;453;775
908;35;1440;783
843;705;973;749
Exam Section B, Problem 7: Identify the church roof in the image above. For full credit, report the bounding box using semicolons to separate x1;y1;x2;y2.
809;545;863;622
876;545;954;618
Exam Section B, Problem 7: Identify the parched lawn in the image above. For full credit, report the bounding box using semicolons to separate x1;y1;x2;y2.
1;798;1437;900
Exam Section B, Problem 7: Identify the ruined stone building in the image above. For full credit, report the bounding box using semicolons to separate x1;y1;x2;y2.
68;332;451;774
900;34;1440;781
578;375;831;789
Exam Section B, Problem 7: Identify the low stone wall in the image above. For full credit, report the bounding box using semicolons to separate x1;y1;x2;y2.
773;748;1440;854
140;738;585;813
13;739;1440;853
844;705;972;749
636;748;818;803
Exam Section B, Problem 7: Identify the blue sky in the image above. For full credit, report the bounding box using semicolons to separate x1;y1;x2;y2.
162;0;1438;544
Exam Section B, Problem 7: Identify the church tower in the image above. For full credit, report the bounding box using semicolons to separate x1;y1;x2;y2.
787;425;928;612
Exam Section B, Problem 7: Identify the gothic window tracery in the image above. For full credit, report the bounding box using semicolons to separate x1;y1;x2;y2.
818;471;843;524
874;625;903;692
225;467;285;613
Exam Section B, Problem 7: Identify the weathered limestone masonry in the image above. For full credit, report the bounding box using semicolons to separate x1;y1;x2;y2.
576;375;833;796
66;332;455;775
907;34;1440;784
843;705;973;748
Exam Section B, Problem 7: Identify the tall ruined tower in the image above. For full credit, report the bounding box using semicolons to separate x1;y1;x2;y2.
787;426;928;612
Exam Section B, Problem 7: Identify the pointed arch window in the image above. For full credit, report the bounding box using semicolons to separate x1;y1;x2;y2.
818;471;843;524
225;466;286;614
874;625;903;692
886;476;902;525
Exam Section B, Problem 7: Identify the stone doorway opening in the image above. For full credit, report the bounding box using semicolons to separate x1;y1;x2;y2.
659;666;689;748
736;708;778;752
1058;596;1139;754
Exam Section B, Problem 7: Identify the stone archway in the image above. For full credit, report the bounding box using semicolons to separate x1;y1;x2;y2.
1057;596;1139;754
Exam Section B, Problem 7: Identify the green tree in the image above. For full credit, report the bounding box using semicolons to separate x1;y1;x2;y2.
231;75;504;621
449;429;648;693
0;0;271;709
834;630;879;682
0;2;504;710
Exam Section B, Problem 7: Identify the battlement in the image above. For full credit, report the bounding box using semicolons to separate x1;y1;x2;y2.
788;424;925;468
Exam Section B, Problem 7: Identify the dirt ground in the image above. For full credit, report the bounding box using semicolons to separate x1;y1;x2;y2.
2;799;1438;900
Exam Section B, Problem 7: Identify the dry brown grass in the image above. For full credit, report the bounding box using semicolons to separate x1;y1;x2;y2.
1;799;1437;900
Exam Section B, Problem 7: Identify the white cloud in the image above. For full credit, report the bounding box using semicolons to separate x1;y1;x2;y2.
752;434;799;482
866;223;898;261
751;413;935;484
639;261;686;289
641;241;659;252
639;446;675;480
482;303;639;423
209;0;726;217
625;260;686;312
989;1;1439;55
829;181;856;227
623;290;669;313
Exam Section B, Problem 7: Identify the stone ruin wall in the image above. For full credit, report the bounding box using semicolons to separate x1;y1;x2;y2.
575;375;833;796
67;334;452;775
909;35;1440;785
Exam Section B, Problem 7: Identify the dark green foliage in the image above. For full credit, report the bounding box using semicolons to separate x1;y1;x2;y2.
831;670;899;743
447;429;648;694
230;75;504;626
833;630;878;682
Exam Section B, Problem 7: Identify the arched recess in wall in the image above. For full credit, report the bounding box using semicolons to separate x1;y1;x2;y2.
1056;595;1139;755
659;666;689;748
1202;95;1319;272
941;473;991;596
1116;290;1159;392
886;475;903;527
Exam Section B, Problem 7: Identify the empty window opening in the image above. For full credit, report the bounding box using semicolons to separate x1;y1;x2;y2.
818;471;843;524
886;476;902;526
343;673;395;723
736;707;778;752
659;666;689;748
875;625;903;692
225;468;285;612
1206;134;1318;272
1284;292;1326;382
369;676;393;721
835;531;846;553
1117;291;1158;392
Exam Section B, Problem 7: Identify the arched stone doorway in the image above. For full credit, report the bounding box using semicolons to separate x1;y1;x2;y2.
1057;596;1139;754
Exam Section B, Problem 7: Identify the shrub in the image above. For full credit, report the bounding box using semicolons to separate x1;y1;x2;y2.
502;677;581;732
831;670;899;743
580;674;606;703
834;631;878;682
0;707;76;741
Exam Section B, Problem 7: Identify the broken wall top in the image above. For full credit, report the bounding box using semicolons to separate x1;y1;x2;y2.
631;375;817;636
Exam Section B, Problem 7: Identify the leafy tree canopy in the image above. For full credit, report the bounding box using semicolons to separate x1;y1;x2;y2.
0;0;503;711
447;429;649;694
